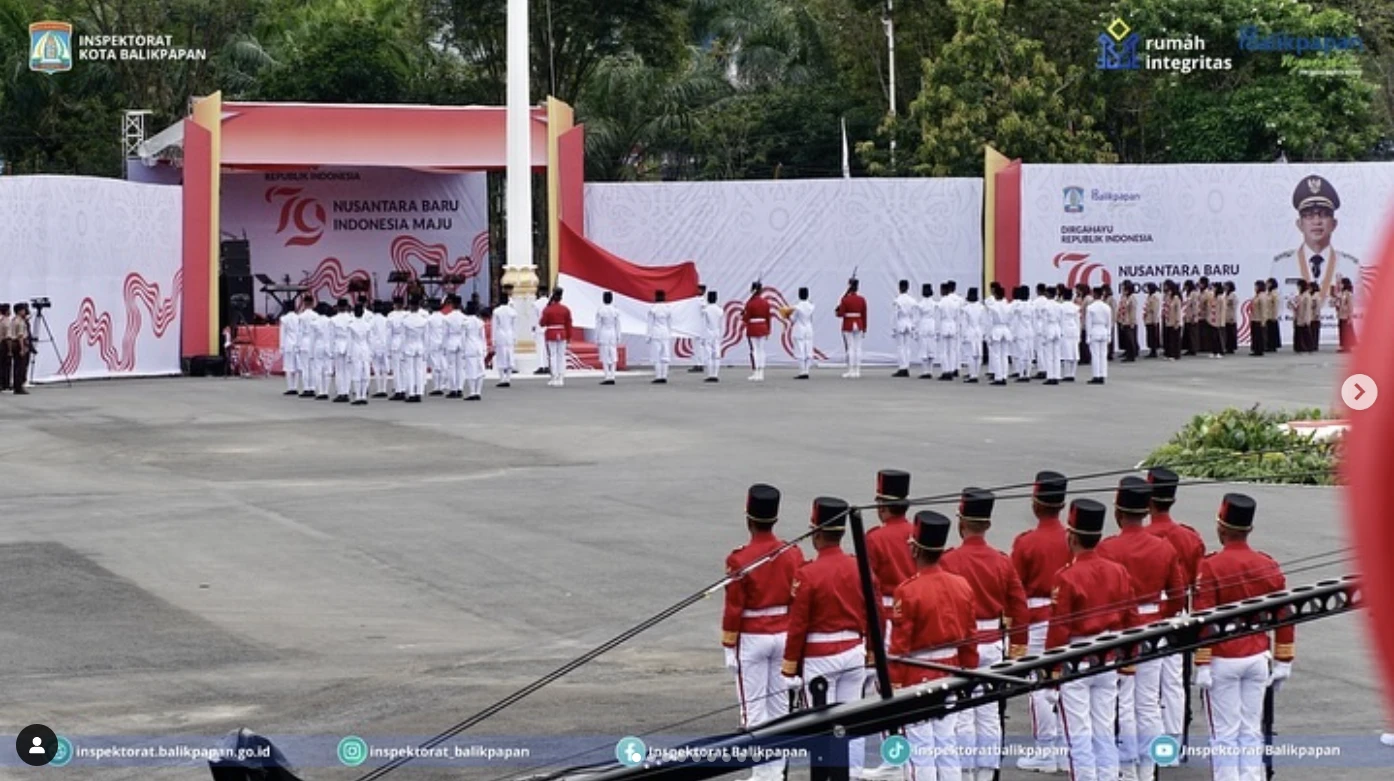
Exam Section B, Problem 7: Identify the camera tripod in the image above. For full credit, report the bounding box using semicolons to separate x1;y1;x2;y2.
29;304;72;388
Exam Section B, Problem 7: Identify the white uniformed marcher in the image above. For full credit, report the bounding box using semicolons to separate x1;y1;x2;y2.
443;298;467;397
369;307;390;397
314;303;336;400
332;301;353;402
986;287;1012;384
891;281;918;375
400;300;429;401
1039;289;1062;384
647;290;673;383
279;306;302;394
387;300;408;399
960;288;985;382
936;283;962;381
595;292;622;384
700;291;723;382
1010;288;1035;381
789;288;816;379
295;299;318;397
1086;292;1113;384
1033;286;1052;377
426;305;447;395
462;300;487;400
347;302;374;404
1059;291;1081;382
533;289;551;375
491;291;518;387
916;284;938;378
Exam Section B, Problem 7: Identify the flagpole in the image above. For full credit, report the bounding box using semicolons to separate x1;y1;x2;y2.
841;117;851;179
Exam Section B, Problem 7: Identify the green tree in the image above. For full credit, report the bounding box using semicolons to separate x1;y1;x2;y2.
874;0;1115;177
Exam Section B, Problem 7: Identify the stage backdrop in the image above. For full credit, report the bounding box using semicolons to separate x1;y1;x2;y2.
221;168;489;311
1020;163;1393;345
0;176;183;383
582;178;983;366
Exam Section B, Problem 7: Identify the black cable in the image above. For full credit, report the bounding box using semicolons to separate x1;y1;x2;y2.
353;447;1332;781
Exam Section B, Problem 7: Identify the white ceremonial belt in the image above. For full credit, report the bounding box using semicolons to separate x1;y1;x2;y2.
845;314;862;318
807;631;860;643
976;619;1001;631
1070;634;1102;644
544;324;566;330
882;596;895;607
742;606;789;618
1027;597;1053;609
1137;603;1161;616
749;318;767;323
909;648;959;661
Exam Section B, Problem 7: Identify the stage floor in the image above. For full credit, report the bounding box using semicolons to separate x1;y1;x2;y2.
0;351;1378;780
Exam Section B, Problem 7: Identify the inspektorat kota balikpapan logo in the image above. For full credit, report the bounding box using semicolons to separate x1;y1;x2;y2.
29;21;73;73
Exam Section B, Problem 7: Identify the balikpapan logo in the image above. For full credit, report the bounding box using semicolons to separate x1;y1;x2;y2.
265;186;326;246
29;21;73;74
1053;251;1114;288
1063;186;1085;213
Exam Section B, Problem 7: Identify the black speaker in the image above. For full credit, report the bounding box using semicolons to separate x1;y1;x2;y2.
220;240;251;277
220;274;255;326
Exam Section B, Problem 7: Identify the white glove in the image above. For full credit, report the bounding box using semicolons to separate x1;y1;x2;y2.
1269;661;1292;690
781;675;803;691
724;648;738;672
1195;666;1213;691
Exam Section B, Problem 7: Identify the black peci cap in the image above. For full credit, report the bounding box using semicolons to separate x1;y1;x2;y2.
811;496;849;531
958;487;995;523
1147;467;1179;503
1217;493;1256;531
1115;476;1152;514
1068;498;1107;536
1293;174;1339;212
1033;470;1068;509
913;511;951;551
746;484;780;523
876;469;911;501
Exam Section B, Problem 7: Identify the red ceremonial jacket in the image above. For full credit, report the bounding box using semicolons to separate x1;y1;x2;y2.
1011;516;1073;625
782;546;879;674
888;565;979;688
1193;540;1294;664
1147;512;1207;588
744;295;773;338
539;302;573;342
1097;525;1189;624
865;517;915;601
835;293;868;333
1046;549;1137;652
942;536;1030;650
722;531;805;647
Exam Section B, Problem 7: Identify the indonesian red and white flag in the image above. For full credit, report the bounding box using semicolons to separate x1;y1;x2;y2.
557;221;704;336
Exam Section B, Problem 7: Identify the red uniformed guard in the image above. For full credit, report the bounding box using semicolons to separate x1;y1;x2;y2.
942;487;1029;781
722;484;804;781
1098;477;1188;781
1048;498;1137;781
1011;470;1073;772
1145;466;1206;742
864;469;916;635
835;277;868;378
782;496;878;780
1193;494;1294;781
889;510;978;781
743;282;773;382
539;289;574;387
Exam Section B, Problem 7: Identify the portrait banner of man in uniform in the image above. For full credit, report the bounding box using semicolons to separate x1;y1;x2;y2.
1269;175;1363;301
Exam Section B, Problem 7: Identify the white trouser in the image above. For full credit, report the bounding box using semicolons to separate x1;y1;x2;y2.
845;331;865;374
1026;620;1062;746
694;337;709;370
547;340;567;382
349;352;370;400
962;337;981;379
958;638;1005;770
703;338;721;378
735;633;790;781
316;351;333;395
1133;658;1165;779
651;337;672;379
1042;338;1061;381
464;354;485;396
1090;340;1109;379
494;341;515;381
1059;667;1119;781
938;332;959;375
296;349;313;391
392;349;407;394
446;349;463;392
918;331;935;374
794;335;813;375
988;338;1008;380
906;713;961;781
283;348;300;390
1205;654;1268;781
1013;337;1033;377
334;353;350;396
750;336;767;373
803;646;868;778
404;353;425;397
894;331;912;370
1119;672;1138;773
535;331;550;369
599;341;618;379
1160;653;1185;738
372;352;389;394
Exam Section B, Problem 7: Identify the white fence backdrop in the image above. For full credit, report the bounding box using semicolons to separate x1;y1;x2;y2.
0;176;183;382
582;178;983;366
1020;163;1394;344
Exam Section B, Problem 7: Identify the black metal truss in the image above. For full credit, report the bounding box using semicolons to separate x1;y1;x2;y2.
558;576;1360;781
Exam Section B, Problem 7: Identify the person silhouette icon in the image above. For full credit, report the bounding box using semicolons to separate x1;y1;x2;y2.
29;737;45;754
16;723;58;766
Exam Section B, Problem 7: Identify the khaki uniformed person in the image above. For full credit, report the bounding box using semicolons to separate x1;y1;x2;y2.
0;303;12;391
1143;284;1161;358
9;302;32;394
1248;281;1267;356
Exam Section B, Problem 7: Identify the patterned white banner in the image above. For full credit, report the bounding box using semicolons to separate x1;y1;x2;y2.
0;176;183;382
1020;163;1394;344
583;178;983;365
